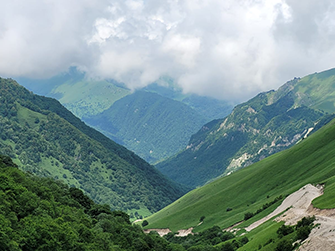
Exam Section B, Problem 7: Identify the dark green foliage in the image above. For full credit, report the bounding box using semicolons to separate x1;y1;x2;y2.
275;239;294;251
295;216;315;241
277;225;294;238
244;212;254;221
164;226;241;250
142;220;149;227
245;195;283;220
0;78;187;213
295;216;315;229
0;155;188;251
296;226;311;241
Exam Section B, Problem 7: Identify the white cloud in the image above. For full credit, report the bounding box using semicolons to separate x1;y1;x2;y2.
1;0;335;101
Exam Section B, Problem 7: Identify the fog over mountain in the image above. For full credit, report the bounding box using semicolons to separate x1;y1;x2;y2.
1;0;335;102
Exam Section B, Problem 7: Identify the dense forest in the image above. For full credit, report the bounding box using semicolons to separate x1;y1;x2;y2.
0;78;186;217
0;154;178;250
0;154;314;250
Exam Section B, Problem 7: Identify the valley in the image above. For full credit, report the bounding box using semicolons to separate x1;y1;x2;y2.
0;78;187;220
2;68;335;250
18;69;234;164
2;1;335;250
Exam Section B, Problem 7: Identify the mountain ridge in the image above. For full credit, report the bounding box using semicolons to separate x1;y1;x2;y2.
157;69;335;188
85;91;207;163
0;77;187;217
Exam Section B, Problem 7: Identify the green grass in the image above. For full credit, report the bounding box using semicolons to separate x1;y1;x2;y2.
295;68;335;113
16;103;46;129
146;118;335;232
128;207;152;222
53;79;130;119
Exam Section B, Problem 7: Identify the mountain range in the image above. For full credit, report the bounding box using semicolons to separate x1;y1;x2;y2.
3;67;335;250
0;77;186;219
18;69;233;163
157;69;335;188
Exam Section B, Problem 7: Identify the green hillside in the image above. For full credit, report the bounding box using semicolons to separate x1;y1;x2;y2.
17;67;131;119
0;78;186;217
147;117;335;233
0;155;191;251
157;69;335;188
86;91;207;163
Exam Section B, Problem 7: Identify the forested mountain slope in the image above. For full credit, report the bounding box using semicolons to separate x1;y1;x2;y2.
157;69;335;188
0;155;190;251
0;78;186;217
19;69;234;163
85;91;207;163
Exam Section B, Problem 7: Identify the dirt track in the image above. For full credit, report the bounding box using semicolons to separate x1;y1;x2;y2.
246;184;323;232
145;184;335;249
245;184;335;250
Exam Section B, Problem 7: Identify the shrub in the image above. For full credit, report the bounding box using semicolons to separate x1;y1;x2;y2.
277;224;294;238
275;239;293;251
244;212;254;220
296;226;311;241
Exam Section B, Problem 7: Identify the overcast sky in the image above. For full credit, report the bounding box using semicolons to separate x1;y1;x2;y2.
1;0;335;102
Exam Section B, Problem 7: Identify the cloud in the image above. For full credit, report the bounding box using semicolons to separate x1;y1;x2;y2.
1;0;335;102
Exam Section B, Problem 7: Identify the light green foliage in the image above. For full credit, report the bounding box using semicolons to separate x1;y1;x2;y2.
147;117;335;231
0;78;187;214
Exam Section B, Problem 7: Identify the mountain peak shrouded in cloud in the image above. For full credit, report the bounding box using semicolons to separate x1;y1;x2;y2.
0;0;335;102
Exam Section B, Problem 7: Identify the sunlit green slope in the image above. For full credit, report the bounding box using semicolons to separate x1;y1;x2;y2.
146;117;335;232
17;67;131;119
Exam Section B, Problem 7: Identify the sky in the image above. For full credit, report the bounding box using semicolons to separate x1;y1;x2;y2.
1;0;335;102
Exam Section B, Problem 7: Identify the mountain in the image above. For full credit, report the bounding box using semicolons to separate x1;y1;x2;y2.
16;67;131;119
143;82;234;121
18;70;234;163
145;116;335;249
157;69;335;188
0;77;186;218
85;91;207;163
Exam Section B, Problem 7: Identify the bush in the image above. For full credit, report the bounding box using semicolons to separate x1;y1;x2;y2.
296;216;315;229
275;239;293;251
244;212;254;220
296;226;311;241
277;224;294;238
142;220;149;227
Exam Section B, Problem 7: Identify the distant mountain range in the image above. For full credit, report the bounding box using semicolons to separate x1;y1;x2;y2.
17;68;234;163
0;77;186;218
157;68;335;188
